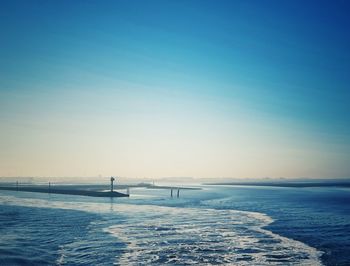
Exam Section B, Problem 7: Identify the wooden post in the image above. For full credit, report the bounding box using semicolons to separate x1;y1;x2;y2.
177;188;180;198
170;189;173;197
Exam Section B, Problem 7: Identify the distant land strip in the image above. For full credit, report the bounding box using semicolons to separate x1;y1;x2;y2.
204;182;350;188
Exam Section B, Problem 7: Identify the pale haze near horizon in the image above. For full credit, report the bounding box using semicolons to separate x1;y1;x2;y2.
1;1;349;179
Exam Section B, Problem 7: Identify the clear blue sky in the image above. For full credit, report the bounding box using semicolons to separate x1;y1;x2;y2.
1;0;349;178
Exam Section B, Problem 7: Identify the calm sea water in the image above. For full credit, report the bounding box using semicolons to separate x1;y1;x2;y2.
0;185;349;265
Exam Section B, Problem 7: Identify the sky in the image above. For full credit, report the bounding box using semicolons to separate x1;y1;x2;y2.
0;0;350;179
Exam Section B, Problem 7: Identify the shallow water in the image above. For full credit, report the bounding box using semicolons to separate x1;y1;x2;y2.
0;185;349;265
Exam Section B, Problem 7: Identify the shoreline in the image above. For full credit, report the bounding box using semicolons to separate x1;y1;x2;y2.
204;181;350;188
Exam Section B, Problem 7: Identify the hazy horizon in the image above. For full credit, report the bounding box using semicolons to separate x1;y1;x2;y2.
1;0;350;179
1;176;349;184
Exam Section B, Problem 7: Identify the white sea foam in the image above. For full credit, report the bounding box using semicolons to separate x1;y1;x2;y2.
106;206;322;265
0;193;323;265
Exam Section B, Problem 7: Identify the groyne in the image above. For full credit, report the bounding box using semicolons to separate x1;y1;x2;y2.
0;186;129;198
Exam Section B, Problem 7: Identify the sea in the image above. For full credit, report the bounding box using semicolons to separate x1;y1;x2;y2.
0;184;349;265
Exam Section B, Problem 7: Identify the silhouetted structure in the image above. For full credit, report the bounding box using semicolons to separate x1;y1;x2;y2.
110;176;115;192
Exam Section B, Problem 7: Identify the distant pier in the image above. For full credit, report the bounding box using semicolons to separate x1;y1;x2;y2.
0;185;129;198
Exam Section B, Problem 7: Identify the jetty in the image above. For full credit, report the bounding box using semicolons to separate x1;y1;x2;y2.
0;186;128;197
